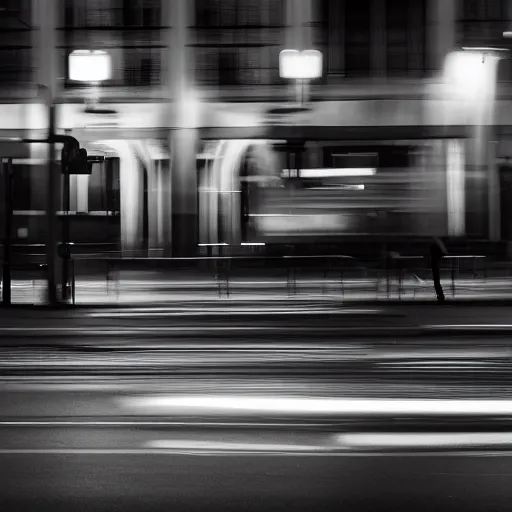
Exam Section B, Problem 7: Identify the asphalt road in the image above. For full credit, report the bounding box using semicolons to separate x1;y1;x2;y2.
2;304;512;510
2;436;512;512
3;302;512;341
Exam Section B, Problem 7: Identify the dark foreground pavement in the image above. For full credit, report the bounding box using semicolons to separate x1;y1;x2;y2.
0;301;512;343
2;400;512;512
2;345;512;511
4;449;512;512
2;303;512;510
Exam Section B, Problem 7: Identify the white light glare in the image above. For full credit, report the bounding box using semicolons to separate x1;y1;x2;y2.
124;395;512;416
339;432;512;449
444;50;499;99
282;168;376;178
69;50;112;82
279;49;323;79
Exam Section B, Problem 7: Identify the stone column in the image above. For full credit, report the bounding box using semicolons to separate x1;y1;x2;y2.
327;0;345;76
32;0;59;215
285;0;301;49
370;0;386;78
466;56;499;239
427;0;456;73
446;139;465;237
167;0;199;257
32;0;63;302
104;141;144;255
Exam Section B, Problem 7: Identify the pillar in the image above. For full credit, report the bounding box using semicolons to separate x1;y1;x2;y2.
167;0;199;257
285;0;302;49
371;0;386;78
32;0;63;302
285;0;314;101
326;0;345;76
170;129;198;256
466;56;500;239
446;139;465;237
104;141;144;255
146;159;164;256
427;0;456;73
119;145;144;255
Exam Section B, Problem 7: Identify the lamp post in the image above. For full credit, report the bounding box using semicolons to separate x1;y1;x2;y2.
59;50;112;301
279;49;322;106
69;50;112;111
443;47;507;239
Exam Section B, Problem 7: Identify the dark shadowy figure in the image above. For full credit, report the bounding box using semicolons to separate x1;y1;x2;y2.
430;237;447;302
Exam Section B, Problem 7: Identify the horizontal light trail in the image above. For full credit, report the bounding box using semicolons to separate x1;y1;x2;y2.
424;325;512;330
123;396;512;416
86;306;374;314
86;309;344;318
339;432;512;449
281;168;377;178
0;421;328;428
0;448;508;457
0;325;405;335
146;440;327;452
86;308;379;318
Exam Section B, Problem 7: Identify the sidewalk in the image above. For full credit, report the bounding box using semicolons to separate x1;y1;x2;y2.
5;275;512;305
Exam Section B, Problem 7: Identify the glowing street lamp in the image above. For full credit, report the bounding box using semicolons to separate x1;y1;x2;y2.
69;50;112;112
444;48;506;101
279;49;322;80
68;50;112;82
59;50;112;301
279;49;322;105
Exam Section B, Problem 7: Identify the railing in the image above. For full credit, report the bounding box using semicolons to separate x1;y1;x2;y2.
96;252;488;300
0;253;77;305
0;241;494;303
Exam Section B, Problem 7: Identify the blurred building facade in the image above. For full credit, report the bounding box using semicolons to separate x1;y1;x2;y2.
0;0;512;255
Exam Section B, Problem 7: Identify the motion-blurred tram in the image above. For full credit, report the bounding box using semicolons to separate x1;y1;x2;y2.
198;139;449;251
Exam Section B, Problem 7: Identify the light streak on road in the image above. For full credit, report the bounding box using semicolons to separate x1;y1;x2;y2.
122;396;512;417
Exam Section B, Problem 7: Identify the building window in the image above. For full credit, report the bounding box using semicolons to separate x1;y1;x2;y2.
0;0;32;85
63;0;162;28
61;0;163;88
123;0;161;27
344;0;371;77
461;0;506;21
0;49;32;84
195;0;284;28
386;0;426;77
458;0;508;51
63;0;123;28
124;49;161;86
194;0;284;86
195;45;280;86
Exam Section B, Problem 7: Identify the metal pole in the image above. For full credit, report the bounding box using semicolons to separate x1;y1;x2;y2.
61;161;70;302
46;101;59;305
2;158;13;305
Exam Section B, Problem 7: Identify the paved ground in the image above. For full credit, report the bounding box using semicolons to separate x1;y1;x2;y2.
0;301;512;337
1;306;512;511
4;448;512;512
6;275;512;304
3;376;512;511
